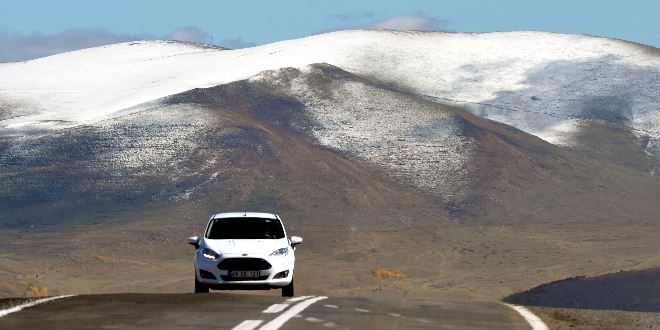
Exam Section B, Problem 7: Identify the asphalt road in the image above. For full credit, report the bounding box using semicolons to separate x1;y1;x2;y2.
0;293;533;330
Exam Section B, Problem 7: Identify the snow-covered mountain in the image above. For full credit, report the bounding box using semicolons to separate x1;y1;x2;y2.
2;30;660;227
2;31;659;151
5;30;660;303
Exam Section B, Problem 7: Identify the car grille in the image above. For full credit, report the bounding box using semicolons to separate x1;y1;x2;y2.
218;258;272;271
220;275;270;281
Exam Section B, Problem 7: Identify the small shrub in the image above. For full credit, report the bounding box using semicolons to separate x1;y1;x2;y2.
28;285;48;297
373;268;405;280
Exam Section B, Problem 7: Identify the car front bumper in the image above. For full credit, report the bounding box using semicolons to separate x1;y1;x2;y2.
194;252;295;289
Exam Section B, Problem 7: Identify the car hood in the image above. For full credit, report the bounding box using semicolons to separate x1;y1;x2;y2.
203;238;289;255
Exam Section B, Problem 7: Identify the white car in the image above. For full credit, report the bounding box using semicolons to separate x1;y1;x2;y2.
187;212;302;296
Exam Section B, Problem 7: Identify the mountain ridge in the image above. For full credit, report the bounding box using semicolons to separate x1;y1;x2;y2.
2;29;659;176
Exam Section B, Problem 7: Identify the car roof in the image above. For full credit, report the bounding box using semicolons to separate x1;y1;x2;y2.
210;212;279;220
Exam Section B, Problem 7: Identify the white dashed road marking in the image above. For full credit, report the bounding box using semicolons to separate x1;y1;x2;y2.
505;304;549;330
262;303;290;314
231;320;264;330
258;296;328;330
0;295;75;318
286;295;314;302
324;304;339;309
354;308;370;313
305;317;323;323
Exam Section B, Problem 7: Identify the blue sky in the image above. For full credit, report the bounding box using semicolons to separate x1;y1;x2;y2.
1;0;659;61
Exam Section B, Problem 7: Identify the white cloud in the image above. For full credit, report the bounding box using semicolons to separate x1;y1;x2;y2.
0;28;143;62
322;11;451;34
0;26;248;62
164;26;210;43
219;37;257;49
331;11;375;22
370;12;450;31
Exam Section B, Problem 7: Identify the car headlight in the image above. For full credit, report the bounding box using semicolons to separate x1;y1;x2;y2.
202;248;220;260
269;247;289;257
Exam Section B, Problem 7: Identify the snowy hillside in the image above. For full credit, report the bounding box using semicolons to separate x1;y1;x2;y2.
1;30;659;153
249;65;476;200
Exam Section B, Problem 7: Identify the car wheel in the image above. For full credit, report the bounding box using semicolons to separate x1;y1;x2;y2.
281;279;294;297
195;274;209;293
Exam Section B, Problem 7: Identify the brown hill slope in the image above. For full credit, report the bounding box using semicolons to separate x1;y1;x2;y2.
167;63;660;225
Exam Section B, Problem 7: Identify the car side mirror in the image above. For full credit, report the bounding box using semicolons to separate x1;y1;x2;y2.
187;236;200;249
290;236;303;249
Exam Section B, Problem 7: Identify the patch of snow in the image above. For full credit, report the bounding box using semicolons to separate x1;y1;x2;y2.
171;171;221;201
534;120;582;147
1;31;660;149
255;66;475;200
96;103;211;174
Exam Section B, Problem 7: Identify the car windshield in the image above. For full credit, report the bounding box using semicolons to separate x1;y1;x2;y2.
206;217;285;239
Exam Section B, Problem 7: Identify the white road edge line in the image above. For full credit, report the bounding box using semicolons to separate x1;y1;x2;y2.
231;320;264;330
0;295;75;318
258;296;328;330
504;304;550;330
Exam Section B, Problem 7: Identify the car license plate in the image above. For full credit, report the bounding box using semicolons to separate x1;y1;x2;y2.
230;270;260;278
